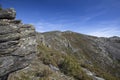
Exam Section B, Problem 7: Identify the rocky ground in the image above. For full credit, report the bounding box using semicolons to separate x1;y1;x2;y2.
0;8;36;80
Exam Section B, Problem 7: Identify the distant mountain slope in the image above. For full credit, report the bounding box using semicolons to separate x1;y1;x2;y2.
41;31;120;79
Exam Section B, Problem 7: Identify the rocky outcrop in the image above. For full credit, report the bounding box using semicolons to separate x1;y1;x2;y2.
0;8;36;80
0;8;16;19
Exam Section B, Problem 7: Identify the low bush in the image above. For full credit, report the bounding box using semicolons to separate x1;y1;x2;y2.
59;55;92;80
37;44;92;80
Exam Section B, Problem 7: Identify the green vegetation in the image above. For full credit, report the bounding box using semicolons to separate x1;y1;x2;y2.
36;68;53;80
62;33;120;80
8;63;53;80
37;44;63;67
0;8;2;10
59;55;92;80
0;4;2;10
37;44;92;80
81;63;120;80
37;32;120;80
9;72;32;80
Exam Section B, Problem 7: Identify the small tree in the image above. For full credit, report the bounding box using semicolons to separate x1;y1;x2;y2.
0;4;2;10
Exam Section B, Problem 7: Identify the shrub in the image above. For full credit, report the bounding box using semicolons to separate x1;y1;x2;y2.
0;8;2;10
0;4;2;10
35;68;53;80
36;68;52;77
37;44;63;67
37;44;92;80
59;55;92;80
80;63;119;80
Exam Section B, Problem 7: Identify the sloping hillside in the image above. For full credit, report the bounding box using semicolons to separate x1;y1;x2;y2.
41;31;120;80
9;31;120;80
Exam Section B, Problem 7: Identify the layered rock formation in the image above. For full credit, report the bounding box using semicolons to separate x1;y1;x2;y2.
0;8;36;80
0;8;16;19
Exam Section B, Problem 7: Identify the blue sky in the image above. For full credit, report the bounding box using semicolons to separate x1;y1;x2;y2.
1;0;120;37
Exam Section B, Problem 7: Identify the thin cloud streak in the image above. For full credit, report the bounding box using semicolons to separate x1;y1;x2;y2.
89;27;120;37
32;19;120;37
77;10;107;25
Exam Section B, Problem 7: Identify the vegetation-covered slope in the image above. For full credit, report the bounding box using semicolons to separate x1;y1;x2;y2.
41;31;120;80
9;31;120;80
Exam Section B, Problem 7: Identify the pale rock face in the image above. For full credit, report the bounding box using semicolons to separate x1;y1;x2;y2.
0;8;37;80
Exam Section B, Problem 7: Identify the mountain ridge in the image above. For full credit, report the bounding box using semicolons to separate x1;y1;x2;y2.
39;31;120;78
41;30;120;38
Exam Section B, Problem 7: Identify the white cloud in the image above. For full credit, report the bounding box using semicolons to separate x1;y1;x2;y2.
89;27;120;37
31;22;65;32
81;11;106;23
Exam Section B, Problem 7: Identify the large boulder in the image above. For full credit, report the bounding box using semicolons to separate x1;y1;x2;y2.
0;8;16;19
0;8;37;80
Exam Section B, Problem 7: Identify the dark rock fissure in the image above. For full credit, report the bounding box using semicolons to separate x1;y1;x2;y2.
0;74;9;80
